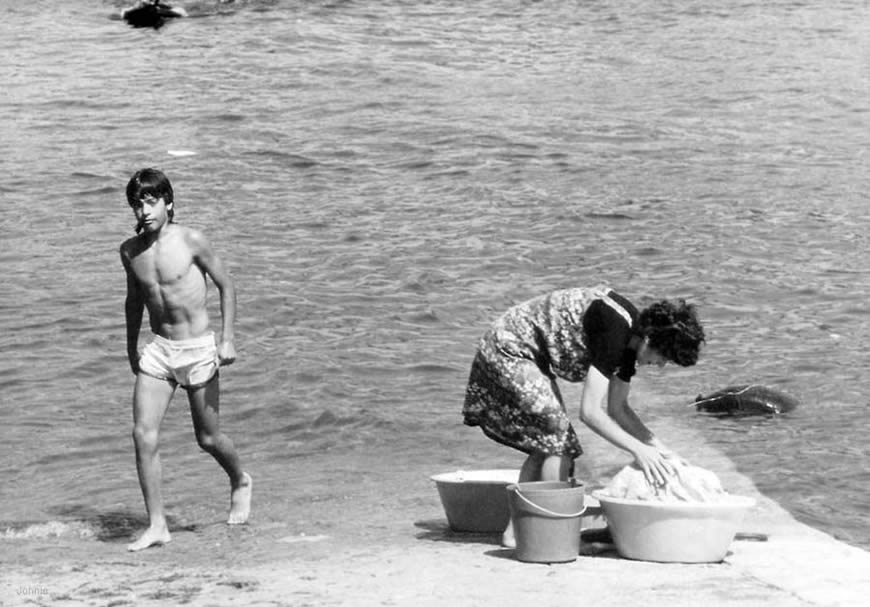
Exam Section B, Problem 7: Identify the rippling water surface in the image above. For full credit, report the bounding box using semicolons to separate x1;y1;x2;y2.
2;0;869;553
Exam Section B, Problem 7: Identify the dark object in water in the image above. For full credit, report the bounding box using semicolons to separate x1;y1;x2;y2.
694;385;799;416
122;1;186;29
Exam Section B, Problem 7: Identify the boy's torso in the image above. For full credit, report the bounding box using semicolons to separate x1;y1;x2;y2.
123;224;211;340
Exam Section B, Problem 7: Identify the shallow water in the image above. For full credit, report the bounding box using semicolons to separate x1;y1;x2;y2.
2;0;870;553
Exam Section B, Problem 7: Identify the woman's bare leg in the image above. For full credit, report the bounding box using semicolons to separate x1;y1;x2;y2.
501;453;573;547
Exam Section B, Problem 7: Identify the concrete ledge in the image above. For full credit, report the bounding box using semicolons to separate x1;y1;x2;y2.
732;498;870;607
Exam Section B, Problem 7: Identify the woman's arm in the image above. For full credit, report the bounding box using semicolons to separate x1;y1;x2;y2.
608;379;682;457
578;366;674;485
606;378;656;444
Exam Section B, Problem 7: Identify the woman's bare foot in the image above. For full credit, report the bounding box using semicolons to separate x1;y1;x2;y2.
127;523;171;552
227;472;252;525
501;520;516;549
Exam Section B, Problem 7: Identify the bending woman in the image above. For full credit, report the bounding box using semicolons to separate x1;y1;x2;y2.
462;286;705;545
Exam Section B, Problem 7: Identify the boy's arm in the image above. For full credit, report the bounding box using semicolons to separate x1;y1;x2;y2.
189;230;237;365
121;247;145;374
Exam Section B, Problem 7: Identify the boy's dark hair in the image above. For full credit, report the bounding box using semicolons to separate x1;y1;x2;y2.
638;299;705;366
126;168;175;231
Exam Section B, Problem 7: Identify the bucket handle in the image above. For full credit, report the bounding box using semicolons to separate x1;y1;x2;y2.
511;487;587;519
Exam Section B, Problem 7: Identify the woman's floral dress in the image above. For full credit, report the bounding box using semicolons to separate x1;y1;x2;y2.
463;286;638;459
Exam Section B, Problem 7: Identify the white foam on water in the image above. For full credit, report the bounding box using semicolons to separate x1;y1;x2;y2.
1;521;96;540
277;534;330;544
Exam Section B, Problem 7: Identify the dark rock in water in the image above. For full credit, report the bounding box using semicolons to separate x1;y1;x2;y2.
694;384;799;416
122;1;186;29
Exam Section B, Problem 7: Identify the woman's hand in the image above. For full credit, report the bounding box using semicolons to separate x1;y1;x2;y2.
631;443;677;487
650;439;691;467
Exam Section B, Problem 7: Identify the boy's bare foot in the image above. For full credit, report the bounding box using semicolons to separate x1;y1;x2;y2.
127;523;171;552
227;472;252;525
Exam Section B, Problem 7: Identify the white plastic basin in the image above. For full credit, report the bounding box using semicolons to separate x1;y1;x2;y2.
593;491;756;563
431;469;519;532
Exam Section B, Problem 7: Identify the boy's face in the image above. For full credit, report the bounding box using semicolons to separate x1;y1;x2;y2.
131;195;172;233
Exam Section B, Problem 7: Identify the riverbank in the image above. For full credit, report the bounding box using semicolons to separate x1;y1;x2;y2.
4;420;870;607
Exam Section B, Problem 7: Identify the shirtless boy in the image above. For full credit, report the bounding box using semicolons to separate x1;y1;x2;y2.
120;168;252;552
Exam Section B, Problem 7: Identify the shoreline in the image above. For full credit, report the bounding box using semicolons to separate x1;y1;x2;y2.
4;421;870;606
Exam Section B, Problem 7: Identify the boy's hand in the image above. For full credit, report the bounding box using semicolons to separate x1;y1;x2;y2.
217;340;236;366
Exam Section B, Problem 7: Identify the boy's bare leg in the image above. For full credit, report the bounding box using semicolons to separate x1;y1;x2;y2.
128;374;175;551
188;374;252;524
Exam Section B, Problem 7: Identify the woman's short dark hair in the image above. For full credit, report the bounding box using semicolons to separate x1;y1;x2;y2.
126;168;175;222
638;299;705;366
